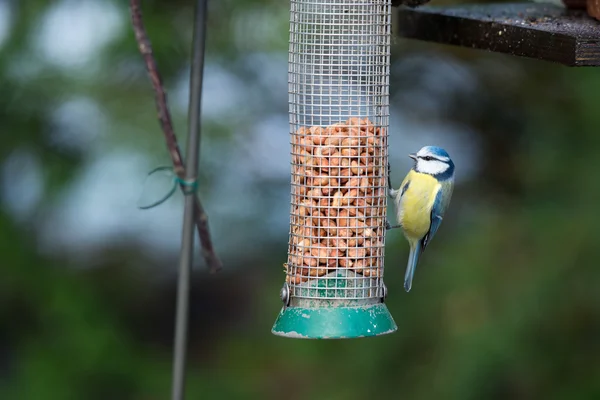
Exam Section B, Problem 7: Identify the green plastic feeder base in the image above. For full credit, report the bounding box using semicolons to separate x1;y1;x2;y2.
271;303;397;339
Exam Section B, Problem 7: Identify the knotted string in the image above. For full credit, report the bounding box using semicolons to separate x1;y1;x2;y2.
137;166;198;210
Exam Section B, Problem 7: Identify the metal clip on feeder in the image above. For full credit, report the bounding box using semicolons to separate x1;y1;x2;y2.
271;0;398;339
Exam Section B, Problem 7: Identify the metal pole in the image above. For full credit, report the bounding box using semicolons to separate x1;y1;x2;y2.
171;0;208;399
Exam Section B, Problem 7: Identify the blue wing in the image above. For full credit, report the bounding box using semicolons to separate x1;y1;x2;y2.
422;188;444;251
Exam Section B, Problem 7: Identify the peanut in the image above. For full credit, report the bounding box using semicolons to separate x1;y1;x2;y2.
287;119;388;283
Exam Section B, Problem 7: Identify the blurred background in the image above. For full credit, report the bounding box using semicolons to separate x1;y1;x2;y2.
1;0;600;399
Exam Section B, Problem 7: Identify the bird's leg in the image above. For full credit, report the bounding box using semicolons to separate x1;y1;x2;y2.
385;220;402;231
386;162;400;229
387;161;396;198
387;161;392;190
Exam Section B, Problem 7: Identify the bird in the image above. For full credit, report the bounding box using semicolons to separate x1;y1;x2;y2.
386;146;455;292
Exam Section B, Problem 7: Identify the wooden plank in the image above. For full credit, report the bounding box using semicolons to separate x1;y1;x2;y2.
394;3;600;66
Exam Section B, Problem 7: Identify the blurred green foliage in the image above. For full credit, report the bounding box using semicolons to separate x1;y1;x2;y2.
1;1;600;399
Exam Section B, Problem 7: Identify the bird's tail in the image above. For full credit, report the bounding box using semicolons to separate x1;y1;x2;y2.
404;241;422;292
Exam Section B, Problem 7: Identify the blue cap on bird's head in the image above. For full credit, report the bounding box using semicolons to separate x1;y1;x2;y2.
409;146;451;161
420;146;449;158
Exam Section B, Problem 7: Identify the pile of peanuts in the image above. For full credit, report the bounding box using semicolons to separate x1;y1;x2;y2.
285;117;387;285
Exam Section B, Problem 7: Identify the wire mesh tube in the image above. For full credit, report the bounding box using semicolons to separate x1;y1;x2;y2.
285;0;392;306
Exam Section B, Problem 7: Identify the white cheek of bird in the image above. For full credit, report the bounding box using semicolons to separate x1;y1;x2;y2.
416;159;450;175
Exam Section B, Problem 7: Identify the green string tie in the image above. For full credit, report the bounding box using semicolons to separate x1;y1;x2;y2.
137;166;198;210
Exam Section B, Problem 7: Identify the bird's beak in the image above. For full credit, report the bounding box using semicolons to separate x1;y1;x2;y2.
408;153;417;160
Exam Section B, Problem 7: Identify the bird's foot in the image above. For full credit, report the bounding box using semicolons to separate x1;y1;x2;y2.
385;220;402;231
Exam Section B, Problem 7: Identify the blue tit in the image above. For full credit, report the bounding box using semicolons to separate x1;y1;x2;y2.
387;146;455;292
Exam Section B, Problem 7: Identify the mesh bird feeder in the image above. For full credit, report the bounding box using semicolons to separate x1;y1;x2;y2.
271;0;397;339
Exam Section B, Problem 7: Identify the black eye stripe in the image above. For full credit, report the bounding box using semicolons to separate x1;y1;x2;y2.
419;155;448;162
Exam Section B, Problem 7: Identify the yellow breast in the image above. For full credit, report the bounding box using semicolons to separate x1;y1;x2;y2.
397;170;440;242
